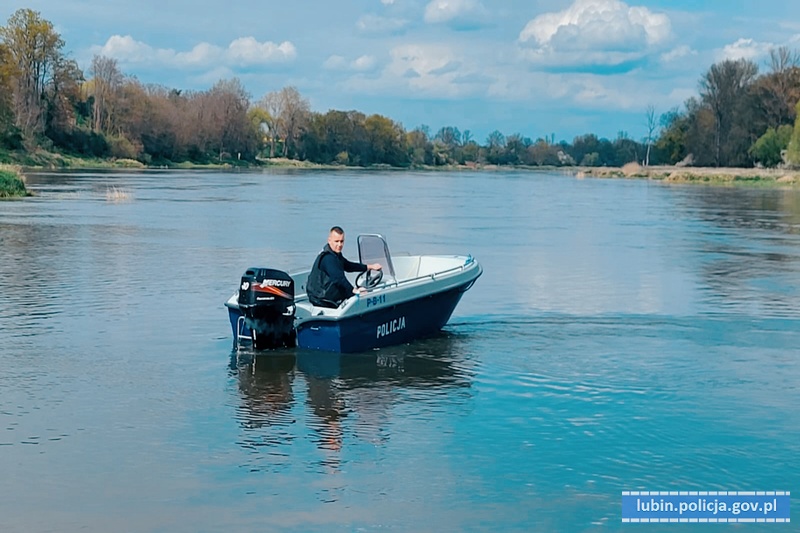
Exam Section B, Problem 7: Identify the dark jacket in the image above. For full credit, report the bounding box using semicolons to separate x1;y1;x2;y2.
306;244;367;307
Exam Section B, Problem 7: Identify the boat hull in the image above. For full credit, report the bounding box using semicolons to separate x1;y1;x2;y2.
295;284;469;353
230;283;470;353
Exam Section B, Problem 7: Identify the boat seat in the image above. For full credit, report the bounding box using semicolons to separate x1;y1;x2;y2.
308;301;346;316
393;256;421;281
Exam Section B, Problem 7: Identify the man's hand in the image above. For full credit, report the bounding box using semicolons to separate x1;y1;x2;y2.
367;263;382;271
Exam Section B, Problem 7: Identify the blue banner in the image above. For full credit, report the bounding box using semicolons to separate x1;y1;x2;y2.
622;491;790;523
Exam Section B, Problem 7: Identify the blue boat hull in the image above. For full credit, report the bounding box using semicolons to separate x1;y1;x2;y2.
296;284;469;353
230;283;470;353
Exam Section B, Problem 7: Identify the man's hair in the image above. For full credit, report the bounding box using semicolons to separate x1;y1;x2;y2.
329;226;344;235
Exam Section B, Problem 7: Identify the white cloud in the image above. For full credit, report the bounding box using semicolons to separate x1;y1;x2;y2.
718;38;774;61
323;54;378;72
660;45;696;63
352;55;378;71
323;55;348;70
519;0;671;68
381;0;395;4
356;14;409;35
95;35;154;63
92;35;296;69
340;43;491;98
423;0;486;26
226;37;297;65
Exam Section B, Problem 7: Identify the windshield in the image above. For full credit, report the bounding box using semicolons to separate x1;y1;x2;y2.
357;234;395;279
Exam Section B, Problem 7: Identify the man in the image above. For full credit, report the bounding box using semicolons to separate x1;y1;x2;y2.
306;226;382;308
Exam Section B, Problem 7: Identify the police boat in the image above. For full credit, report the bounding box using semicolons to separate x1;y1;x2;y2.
224;234;482;353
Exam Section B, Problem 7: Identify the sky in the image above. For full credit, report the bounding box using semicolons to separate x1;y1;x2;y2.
3;0;800;144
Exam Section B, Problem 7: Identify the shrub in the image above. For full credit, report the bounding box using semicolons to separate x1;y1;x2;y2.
0;166;28;198
750;125;793;167
108;135;141;160
335;151;350;165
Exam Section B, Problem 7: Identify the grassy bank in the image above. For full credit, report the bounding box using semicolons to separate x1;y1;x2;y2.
0;165;29;198
576;163;800;186
5;144;800;184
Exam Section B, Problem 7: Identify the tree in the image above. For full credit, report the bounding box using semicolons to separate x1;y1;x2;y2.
570;133;599;166
0;9;68;140
700;58;759;166
485;130;506;164
406;127;433;166
0;42;21;148
644;104;657;166
247;106;272;158
783;100;800;166
257;86;309;158
204;78;254;161
45;56;84;147
505;133;530;165
612;133;641;166
364;114;408;166
88;55;124;133
656;107;689;164
528;138;561;166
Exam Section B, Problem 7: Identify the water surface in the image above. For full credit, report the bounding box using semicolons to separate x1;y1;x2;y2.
1;170;798;531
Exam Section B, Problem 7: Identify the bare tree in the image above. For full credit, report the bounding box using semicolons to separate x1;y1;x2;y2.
199;79;252;160
89;55;124;133
644;104;657;166
763;46;800;127
257;86;309;158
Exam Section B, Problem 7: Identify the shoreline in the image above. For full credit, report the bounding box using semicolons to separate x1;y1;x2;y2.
5;149;800;188
575;163;800;186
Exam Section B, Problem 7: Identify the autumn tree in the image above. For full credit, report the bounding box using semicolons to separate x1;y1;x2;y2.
0;9;70;141
88;55;124;133
202;78;255;160
0;42;20;148
44;56;88;152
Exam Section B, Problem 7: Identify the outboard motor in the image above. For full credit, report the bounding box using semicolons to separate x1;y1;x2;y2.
237;268;296;349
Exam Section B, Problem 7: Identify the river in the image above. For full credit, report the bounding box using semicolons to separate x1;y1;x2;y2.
1;169;798;531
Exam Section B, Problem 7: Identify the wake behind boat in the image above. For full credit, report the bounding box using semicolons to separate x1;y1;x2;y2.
225;234;482;353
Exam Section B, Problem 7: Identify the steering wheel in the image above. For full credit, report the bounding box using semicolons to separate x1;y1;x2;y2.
356;269;383;289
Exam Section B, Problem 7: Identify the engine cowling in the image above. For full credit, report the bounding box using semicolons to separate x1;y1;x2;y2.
238;268;295;349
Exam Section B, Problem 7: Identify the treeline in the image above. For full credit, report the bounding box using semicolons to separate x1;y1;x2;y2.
2;8;800;169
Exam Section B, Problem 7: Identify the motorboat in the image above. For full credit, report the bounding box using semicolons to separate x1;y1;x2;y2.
224;234;482;353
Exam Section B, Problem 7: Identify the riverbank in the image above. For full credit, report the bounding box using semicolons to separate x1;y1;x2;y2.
5;146;800;187
0;165;29;198
576;163;800;186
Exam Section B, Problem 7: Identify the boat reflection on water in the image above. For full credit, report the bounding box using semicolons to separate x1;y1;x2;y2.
232;348;299;451
230;332;473;462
